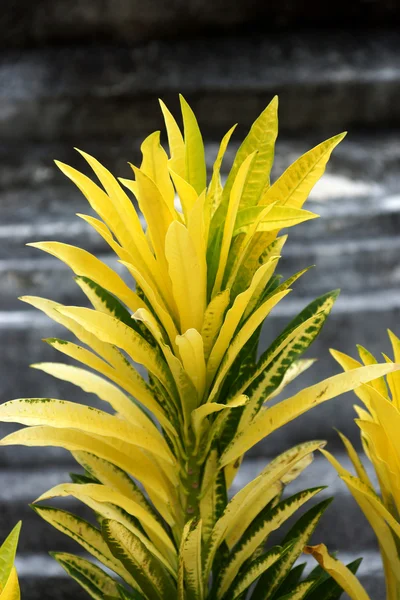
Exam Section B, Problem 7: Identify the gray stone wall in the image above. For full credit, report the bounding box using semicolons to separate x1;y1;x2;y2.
2;0;400;46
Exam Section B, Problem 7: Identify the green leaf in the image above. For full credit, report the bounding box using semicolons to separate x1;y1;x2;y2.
207;223;224;301
213;488;324;597
231;234;285;300
52;552;121;600
234;97;279;210
76;276;156;345
69;472;99;484
216;96;278;222
32;505;139;589
102;519;176;600
223;545;288;600
270;563;306;599
200;449;228;543
73;451;162;525
260;133;346;210
117;583;146;600
250;498;333;600
216;323;263;451
181;518;204;600
227;290;339;410
0;521;21;591
272;580;314;600
207;97;278;292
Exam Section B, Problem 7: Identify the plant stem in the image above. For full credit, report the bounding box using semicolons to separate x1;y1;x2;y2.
182;448;202;522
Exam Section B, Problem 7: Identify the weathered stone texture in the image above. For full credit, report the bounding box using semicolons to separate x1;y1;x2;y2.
2;1;400;47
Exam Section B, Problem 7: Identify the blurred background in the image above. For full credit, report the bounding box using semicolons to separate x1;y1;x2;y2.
1;1;400;597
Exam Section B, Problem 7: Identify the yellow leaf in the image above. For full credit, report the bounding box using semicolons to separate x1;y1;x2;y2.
21;296;127;371
208;289;290;404
76;214;132;263
388;329;400;410
304;544;371;600
131;166;177;293
75;149;143;236
28;242;144;313
357;418;400;510
0;568;20;600
207;260;279;384
43;337;174;435
233;205;318;236
165;220;206;333
260;133;346;209
36;483;177;566
330;349;377;415
33;505;145;588
102;519;177;597
237;97;278;209
206;125;237;218
0;398;174;464
201;290;230;361
0;426;172;506
223;442;324;551
121;260;179;349
226;204;276;289
223;96;278;211
212;152;257;297
55;159;152;266
180;94;206;195
140;131;176;212
205;487;321;586
169;169;198;220
191;395;248;441
159;98;186;178
134;307;198;421
260;440;325;484
357;344;389;398
187;190;208;285
343;474;400;540
30;362;164;441
335;430;374;489
56;306;176;401
221;363;400;466
176;329;206;399
232;233;286;298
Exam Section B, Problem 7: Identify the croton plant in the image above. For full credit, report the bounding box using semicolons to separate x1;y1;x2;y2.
0;96;398;599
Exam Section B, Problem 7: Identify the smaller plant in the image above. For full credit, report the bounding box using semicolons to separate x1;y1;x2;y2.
317;331;400;600
0;522;21;600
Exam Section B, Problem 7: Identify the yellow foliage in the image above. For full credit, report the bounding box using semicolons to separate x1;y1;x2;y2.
0;96;396;599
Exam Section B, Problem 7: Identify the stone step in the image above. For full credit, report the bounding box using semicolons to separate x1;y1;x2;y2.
1;129;400;194
1;32;400;141
0;231;398;311
0;288;398;462
2;2;399;47
17;561;87;600
2;128;400;192
2;186;399;260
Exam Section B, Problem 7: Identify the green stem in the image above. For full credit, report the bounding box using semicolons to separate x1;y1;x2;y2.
181;449;202;522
